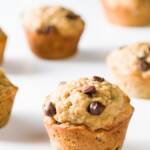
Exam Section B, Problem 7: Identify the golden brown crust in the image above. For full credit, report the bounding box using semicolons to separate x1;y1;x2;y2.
25;29;81;59
44;111;133;150
101;0;150;26
0;29;7;64
0;70;18;127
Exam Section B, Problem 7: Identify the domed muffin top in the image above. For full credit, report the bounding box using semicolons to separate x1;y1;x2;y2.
23;5;85;36
108;43;150;76
43;76;133;131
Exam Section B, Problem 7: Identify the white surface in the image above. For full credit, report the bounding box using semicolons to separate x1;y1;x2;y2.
0;0;150;149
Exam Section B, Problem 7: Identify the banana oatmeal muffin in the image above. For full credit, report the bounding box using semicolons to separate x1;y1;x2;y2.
43;76;134;150
0;28;7;64
0;70;18;127
23;5;85;59
101;0;150;26
107;42;150;99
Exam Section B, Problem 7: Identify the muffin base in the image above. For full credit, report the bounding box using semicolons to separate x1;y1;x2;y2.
25;29;82;60
44;115;133;150
101;0;150;26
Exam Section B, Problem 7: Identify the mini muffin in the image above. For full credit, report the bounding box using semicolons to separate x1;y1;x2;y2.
101;0;150;26
0;70;18;127
107;42;150;99
43;76;134;150
23;5;85;59
0;28;7;64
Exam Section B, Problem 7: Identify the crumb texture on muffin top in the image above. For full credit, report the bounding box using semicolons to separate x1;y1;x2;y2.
107;43;150;76
43;76;133;131
23;5;84;36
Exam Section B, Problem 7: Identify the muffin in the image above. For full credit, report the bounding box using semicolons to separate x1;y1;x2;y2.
107;42;150;99
0;70;18;127
23;5;85;59
0;28;7;64
101;0;150;26
43;76;134;150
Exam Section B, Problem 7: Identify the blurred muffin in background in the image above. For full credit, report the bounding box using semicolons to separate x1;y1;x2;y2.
0;70;18;127
43;76;134;150
0;28;7;64
107;42;150;99
101;0;150;26
23;5;85;60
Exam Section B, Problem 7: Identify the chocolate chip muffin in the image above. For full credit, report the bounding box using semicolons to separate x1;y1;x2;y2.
0;70;18;127
23;5;85;59
101;0;150;26
0;28;7;64
43;76;134;150
107;42;150;99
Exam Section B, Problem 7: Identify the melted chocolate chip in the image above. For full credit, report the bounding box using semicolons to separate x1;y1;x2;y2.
36;26;56;34
66;13;79;20
87;101;105;115
44;102;56;117
138;59;150;71
82;86;96;95
56;121;61;125
93;76;105;82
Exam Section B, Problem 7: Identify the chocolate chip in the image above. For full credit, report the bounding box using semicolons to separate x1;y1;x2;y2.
93;76;105;82
87;101;105;115
36;26;56;34
82;86;96;95
66;13;79;20
138;59;150;71
44;102;56;117
56;121;61;125
115;146;120;150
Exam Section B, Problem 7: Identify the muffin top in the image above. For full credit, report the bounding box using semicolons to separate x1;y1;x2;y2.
43;76;133;131
23;5;85;36
0;70;18;98
107;43;150;77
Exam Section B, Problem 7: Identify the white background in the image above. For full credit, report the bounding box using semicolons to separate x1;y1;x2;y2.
0;0;150;149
